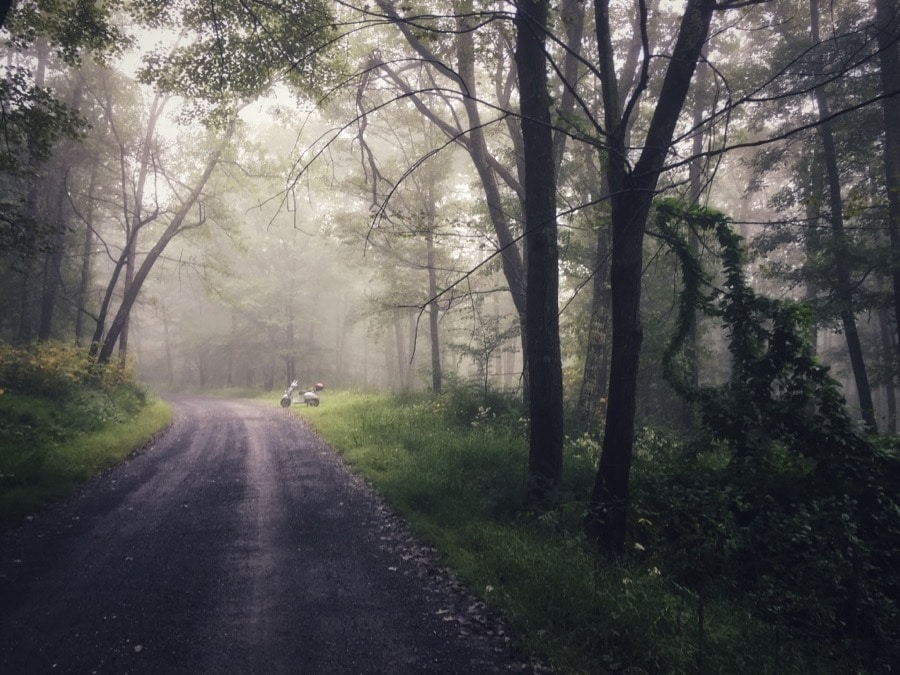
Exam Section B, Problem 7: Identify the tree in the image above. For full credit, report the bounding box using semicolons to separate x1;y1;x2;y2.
515;0;564;500
874;0;900;366
96;117;238;363
585;0;723;554
364;0;530;390
809;0;877;432
1;0;122;259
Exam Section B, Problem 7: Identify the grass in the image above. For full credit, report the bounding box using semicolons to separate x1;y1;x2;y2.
0;394;172;530
285;389;839;674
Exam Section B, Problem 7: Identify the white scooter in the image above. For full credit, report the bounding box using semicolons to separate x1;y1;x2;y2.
280;380;324;407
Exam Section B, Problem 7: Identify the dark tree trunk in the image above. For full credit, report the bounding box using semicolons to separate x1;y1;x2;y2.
515;0;564;502
586;0;717;554
406;311;417;391
393;317;407;390
685;54;709;416
162;308;174;387
874;0;900;368
75;165;99;343
38;83;82;341
427;230;442;394
117;230;137;362
37;176;68;340
577;215;611;429
811;0;877;433
15;266;36;344
879;307;897;433
285;296;295;383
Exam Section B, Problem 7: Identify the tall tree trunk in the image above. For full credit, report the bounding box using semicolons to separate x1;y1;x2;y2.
162;308;174;387
285;295;295;383
879;306;897;433
427;229;442;394
811;0;877;433
804;170;824;357
406;310;417;390
226;309;236;387
587;0;717;554
873;0;900;368
17;40;49;344
577;214;611;428
686;53;709;400
38;172;68;339
393;316;407;390
15;269;36;344
75;164;99;343
117;233;137;362
38;82;83;340
516;0;564;502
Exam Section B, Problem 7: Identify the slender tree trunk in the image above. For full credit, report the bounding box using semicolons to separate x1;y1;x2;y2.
811;0;877;432
75;165;99;343
37;176;67;340
873;0;900;368
285;295;295;383
577;215;611;428
17;41;49;344
226;309;236;387
38;82;83;340
804;171;824;356
516;0;564;502
686;54;709;401
393;316;407;390
408;311;417;390
15;268;36;343
879;307;897;433
117;232;137;362
427;230;442;394
162;308;174;387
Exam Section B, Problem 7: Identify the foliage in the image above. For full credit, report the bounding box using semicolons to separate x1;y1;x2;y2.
654;199;900;670
136;0;339;122
1;0;122;255
5;1;126;64
0;341;139;403
0;341;170;529
291;388;866;673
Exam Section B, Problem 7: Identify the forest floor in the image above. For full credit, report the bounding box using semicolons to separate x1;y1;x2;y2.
0;396;532;674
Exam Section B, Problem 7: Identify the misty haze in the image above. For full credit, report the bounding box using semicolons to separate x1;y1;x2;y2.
1;1;898;673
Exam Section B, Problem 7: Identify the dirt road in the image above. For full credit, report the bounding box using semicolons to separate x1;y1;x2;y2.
0;397;527;674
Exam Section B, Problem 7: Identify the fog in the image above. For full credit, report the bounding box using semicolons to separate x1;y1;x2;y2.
1;0;894;430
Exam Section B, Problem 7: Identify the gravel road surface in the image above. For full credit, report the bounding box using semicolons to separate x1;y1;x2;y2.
0;396;529;674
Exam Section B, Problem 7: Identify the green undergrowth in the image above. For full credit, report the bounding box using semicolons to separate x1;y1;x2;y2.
0;341;172;529
289;389;842;674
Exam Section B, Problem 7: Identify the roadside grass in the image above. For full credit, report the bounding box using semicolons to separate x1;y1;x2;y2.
0;395;171;530
286;389;825;674
0;341;173;530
